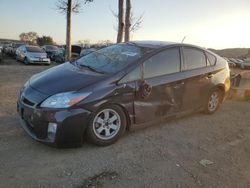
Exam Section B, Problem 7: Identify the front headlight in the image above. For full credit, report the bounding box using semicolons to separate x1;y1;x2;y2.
40;91;91;108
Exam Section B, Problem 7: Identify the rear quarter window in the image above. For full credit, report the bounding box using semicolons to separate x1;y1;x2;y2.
206;52;216;66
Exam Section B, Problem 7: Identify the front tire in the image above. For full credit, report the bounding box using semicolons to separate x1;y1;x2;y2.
86;105;126;146
204;89;222;114
24;57;29;65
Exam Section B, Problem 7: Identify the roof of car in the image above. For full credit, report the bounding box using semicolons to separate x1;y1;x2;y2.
129;40;178;49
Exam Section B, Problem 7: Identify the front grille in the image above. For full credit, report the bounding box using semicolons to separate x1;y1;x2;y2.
22;97;35;106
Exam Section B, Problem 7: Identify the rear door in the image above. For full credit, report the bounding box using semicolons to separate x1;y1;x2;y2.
133;47;186;124
181;47;215;111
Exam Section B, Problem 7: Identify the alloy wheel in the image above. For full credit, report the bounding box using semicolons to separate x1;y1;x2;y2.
92;108;121;140
208;91;220;112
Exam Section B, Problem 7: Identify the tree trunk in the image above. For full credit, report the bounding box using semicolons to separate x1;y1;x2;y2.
116;0;124;43
66;0;72;61
125;0;131;42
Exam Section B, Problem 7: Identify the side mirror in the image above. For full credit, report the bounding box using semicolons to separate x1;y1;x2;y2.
138;80;152;99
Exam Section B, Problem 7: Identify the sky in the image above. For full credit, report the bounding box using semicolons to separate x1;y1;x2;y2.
0;0;249;49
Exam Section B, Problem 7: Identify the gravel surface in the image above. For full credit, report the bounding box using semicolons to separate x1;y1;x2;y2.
0;56;250;188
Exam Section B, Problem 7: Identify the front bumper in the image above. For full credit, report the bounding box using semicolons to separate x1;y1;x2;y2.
17;99;91;147
28;58;51;64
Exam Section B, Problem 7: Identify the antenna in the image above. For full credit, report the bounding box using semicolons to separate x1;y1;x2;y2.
181;36;186;43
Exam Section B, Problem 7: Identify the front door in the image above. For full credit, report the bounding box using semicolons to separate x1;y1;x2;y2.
133;47;185;124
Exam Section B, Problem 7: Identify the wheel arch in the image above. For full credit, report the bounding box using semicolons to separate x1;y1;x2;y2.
212;84;225;103
89;101;133;130
92;102;132;130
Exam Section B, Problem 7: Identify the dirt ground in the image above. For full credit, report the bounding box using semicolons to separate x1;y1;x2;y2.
0;55;250;188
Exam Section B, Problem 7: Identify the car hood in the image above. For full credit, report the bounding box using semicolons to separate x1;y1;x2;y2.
27;52;47;58
29;62;108;95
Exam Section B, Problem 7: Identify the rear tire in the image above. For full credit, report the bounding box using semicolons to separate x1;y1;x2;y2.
204;89;222;114
86;105;126;146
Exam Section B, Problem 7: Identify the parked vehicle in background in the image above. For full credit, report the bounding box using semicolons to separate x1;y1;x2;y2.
224;57;236;68
17;41;230;147
80;48;96;57
11;42;26;57
0;46;3;61
241;60;250;69
2;42;11;53
71;45;82;60
16;45;50;65
55;45;83;62
50;48;65;63
229;58;243;67
41;45;59;59
4;43;14;55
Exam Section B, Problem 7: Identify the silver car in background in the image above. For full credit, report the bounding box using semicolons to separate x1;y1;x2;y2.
241;60;250;69
16;45;50;65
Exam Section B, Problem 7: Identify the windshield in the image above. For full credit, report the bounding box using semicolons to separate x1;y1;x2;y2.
46;45;59;51
27;46;44;53
76;43;150;74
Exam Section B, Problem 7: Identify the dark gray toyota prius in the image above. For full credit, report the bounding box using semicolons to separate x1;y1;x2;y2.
17;41;230;147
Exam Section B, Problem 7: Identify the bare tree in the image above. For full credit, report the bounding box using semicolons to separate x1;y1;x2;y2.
37;36;55;46
78;39;91;48
124;0;131;42
19;32;39;45
130;12;143;34
56;0;93;61
112;1;143;42
116;0;124;43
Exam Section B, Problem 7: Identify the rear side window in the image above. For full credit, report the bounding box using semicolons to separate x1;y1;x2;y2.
144;48;181;79
183;47;206;70
206;52;216;66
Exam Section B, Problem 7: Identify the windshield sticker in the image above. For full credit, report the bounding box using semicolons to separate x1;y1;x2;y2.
121;52;138;56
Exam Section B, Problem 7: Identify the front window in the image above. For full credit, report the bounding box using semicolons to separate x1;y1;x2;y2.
76;43;151;74
144;48;181;79
26;46;44;53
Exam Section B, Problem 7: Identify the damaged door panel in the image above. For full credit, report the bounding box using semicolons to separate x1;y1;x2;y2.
134;47;184;124
181;47;215;110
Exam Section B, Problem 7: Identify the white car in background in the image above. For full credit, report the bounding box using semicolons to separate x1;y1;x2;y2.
16;45;50;65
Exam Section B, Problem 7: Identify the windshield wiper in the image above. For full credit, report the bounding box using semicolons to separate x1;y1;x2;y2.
78;64;105;74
